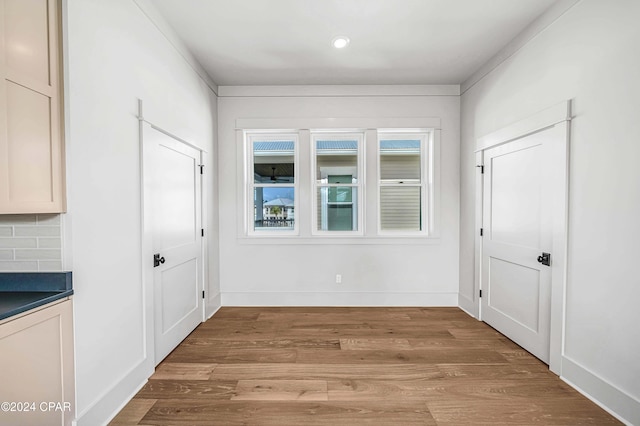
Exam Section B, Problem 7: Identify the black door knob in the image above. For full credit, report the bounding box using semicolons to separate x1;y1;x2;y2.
153;253;166;267
537;252;551;266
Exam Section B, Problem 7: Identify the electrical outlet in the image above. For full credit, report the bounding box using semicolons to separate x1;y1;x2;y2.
336;274;342;284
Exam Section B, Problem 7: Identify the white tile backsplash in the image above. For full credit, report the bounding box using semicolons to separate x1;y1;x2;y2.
0;261;39;271
0;214;63;271
38;238;61;248
37;214;61;225
15;249;62;260
38;261;63;271
0;215;37;225
14;226;61;237
0;237;38;248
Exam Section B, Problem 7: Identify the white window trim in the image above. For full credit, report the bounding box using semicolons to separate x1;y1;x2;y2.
238;119;441;242
377;129;433;237
311;132;365;236
245;131;299;236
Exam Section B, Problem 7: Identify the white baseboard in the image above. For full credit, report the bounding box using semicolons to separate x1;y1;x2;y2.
73;292;221;426
206;292;222;319
457;294;478;318
73;357;153;426
221;292;458;307
561;356;640;426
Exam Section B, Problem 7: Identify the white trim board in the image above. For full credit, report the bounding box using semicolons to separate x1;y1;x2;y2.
475;100;572;152
562;356;640;426
458;294;476;318
205;292;222;320
236;117;442;131
73;358;151;426
219;85;460;98
221;292;458;307
138;100;209;154
235;236;442;245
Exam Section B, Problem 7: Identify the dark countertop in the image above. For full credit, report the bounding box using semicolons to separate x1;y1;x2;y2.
0;272;73;322
0;290;74;321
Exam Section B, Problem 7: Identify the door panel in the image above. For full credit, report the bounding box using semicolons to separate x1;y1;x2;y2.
490;144;541;248
488;258;540;332
147;126;203;364
482;128;557;363
160;258;198;333
157;146;198;249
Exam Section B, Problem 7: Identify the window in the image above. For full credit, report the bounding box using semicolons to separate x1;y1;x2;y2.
242;123;437;240
378;132;429;234
311;133;364;234
246;133;298;235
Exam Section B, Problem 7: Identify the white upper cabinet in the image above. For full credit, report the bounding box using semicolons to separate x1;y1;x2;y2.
0;0;65;213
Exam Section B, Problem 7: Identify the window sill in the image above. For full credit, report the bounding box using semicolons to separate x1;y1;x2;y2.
236;235;441;245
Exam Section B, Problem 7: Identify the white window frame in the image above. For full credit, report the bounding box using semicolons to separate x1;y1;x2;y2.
246;131;299;236
311;131;365;236
377;130;432;236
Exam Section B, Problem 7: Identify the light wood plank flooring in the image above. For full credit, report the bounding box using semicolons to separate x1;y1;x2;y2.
110;307;620;425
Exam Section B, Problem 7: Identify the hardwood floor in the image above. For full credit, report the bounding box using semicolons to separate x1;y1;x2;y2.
109;307;620;425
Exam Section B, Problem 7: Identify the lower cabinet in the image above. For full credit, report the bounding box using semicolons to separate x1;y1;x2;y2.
0;299;74;426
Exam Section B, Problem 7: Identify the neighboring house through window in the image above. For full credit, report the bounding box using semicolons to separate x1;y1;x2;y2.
247;132;298;235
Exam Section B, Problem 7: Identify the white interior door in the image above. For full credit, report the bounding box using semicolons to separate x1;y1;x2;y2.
481;125;564;363
147;125;203;364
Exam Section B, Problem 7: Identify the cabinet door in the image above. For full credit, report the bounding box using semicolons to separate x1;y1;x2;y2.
0;0;65;213
0;299;75;426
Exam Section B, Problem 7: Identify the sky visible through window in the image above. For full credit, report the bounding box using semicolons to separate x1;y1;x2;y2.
257;187;294;202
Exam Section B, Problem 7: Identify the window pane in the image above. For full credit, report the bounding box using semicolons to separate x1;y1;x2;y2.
317;187;358;231
253;140;295;184
254;186;294;230
316;140;358;182
380;186;421;231
328;176;353;203
380;139;421;181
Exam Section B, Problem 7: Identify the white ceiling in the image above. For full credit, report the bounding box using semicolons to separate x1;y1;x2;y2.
150;0;559;86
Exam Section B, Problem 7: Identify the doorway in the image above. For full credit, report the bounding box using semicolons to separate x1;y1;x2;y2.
476;101;570;373
141;120;204;365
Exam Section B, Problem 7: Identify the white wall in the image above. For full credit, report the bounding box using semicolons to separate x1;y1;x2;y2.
460;0;640;423
218;89;460;306
64;0;219;424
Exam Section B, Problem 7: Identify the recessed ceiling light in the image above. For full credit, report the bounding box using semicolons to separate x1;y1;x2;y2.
332;36;350;49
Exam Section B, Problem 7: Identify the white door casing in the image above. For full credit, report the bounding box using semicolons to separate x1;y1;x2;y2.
476;101;570;374
141;120;204;365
